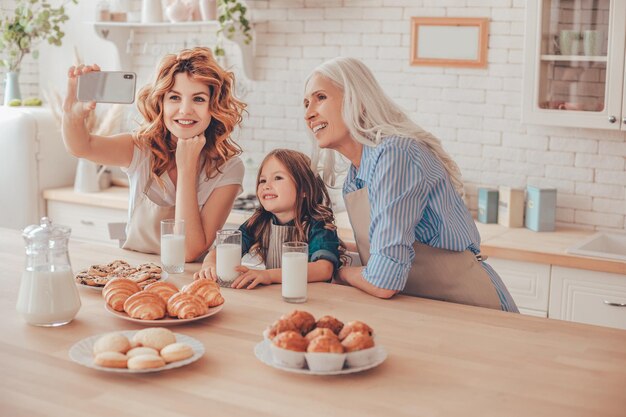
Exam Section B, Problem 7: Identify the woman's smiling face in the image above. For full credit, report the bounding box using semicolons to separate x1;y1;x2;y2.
303;73;352;150
163;72;212;141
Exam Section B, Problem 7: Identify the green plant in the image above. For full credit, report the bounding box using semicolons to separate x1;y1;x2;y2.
214;0;252;57
0;0;78;72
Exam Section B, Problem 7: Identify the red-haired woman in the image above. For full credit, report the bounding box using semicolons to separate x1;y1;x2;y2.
63;47;246;260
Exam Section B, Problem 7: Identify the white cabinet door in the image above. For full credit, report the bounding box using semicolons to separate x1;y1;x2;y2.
550;266;626;330
522;0;626;130
47;201;127;245
486;258;550;317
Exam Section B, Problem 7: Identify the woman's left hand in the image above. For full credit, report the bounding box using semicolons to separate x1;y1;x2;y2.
231;266;272;289
175;134;206;173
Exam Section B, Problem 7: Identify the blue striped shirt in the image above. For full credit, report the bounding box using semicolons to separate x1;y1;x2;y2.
343;136;518;312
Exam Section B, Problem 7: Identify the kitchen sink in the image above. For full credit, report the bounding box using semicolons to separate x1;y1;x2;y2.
567;232;626;261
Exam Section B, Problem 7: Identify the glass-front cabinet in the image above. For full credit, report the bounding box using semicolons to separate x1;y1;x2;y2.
523;0;626;130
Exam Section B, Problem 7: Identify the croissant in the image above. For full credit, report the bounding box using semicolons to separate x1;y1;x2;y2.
103;278;141;311
144;281;179;304
167;292;209;319
123;291;166;320
182;279;224;308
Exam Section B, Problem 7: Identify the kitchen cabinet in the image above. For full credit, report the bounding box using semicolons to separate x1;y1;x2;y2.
486;258;551;317
92;21;255;79
522;0;626;130
47;200;126;245
549;265;626;330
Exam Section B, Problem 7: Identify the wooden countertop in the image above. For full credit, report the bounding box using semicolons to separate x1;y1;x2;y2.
43;186;626;274
1;228;625;417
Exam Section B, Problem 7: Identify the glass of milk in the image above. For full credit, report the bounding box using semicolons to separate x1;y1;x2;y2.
216;229;242;285
281;242;308;303
160;219;185;274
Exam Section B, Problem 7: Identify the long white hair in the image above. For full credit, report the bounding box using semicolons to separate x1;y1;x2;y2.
305;57;464;196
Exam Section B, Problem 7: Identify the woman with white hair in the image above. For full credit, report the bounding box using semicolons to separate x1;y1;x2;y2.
303;57;518;312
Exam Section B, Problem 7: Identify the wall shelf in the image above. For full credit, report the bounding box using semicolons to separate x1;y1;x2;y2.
540;54;608;62
91;21;255;79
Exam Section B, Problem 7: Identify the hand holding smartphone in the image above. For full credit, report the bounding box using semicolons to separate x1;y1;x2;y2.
77;71;137;104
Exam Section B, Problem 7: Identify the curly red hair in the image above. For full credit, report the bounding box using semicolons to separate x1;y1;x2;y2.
135;47;245;184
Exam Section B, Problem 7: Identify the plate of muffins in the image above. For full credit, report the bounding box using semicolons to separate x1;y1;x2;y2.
102;278;224;325
69;328;204;373
75;260;167;291
255;310;387;375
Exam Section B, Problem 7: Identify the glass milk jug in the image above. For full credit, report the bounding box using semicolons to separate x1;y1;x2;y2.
16;217;81;326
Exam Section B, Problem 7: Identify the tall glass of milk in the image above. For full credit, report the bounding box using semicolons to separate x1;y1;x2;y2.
216;229;242;285
281;242;308;303
160;219;185;274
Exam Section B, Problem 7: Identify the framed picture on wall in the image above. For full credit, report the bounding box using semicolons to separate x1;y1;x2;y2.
410;17;489;68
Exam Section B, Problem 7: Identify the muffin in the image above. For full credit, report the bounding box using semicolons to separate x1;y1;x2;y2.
265;318;298;340
342;332;377;368
307;335;344;353
270;330;308;369
273;331;308;352
281;310;316;335
338;320;373;341
315;315;344;335
341;332;375;352
305;335;347;372
305;327;338;343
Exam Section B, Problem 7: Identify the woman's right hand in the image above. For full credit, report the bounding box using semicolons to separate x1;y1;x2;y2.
63;64;101;120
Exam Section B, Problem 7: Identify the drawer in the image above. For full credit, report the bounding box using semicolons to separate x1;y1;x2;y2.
47;201;127;244
550;266;626;330
487;258;550;314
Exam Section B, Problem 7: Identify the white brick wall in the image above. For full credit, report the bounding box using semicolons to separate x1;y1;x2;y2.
2;0;625;230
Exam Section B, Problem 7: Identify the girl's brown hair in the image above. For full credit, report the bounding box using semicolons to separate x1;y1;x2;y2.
135;47;245;184
246;149;346;264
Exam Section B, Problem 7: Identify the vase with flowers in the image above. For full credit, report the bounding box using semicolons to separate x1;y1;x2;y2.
0;0;78;105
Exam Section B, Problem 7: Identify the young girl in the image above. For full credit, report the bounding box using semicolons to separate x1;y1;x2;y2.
194;149;344;289
62;47;246;260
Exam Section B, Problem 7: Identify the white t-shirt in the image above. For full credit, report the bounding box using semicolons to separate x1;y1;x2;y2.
122;145;244;217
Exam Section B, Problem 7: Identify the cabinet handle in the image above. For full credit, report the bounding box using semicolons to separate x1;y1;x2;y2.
80;220;95;226
622;116;626;124
603;300;626;307
608;115;617;123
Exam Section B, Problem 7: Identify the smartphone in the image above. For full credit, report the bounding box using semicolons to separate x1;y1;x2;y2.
77;71;136;104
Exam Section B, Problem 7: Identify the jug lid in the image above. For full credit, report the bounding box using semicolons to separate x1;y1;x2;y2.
22;217;71;243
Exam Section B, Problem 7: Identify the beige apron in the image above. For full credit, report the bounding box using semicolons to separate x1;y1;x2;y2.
122;177;175;255
265;223;296;269
345;187;502;310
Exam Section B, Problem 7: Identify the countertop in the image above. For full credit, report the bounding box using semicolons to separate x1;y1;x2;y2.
43;186;626;275
1;227;625;417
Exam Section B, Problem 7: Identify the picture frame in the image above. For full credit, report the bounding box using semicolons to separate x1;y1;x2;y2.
410;17;489;68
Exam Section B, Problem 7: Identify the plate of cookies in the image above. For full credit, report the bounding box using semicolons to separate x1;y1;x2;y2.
103;278;224;325
75;260;167;291
69;328;204;373
255;310;387;375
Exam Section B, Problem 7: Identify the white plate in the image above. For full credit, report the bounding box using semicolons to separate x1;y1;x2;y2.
105;302;224;326
254;341;387;376
69;330;204;373
76;271;169;292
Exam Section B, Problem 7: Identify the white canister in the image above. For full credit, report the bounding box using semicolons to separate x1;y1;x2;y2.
141;0;163;23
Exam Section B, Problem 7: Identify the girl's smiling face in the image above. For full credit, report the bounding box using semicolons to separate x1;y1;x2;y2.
163;72;212;142
257;156;298;224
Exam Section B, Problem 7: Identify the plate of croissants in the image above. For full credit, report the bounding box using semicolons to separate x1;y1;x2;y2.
75;260;166;291
103;278;224;325
255;310;387;375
